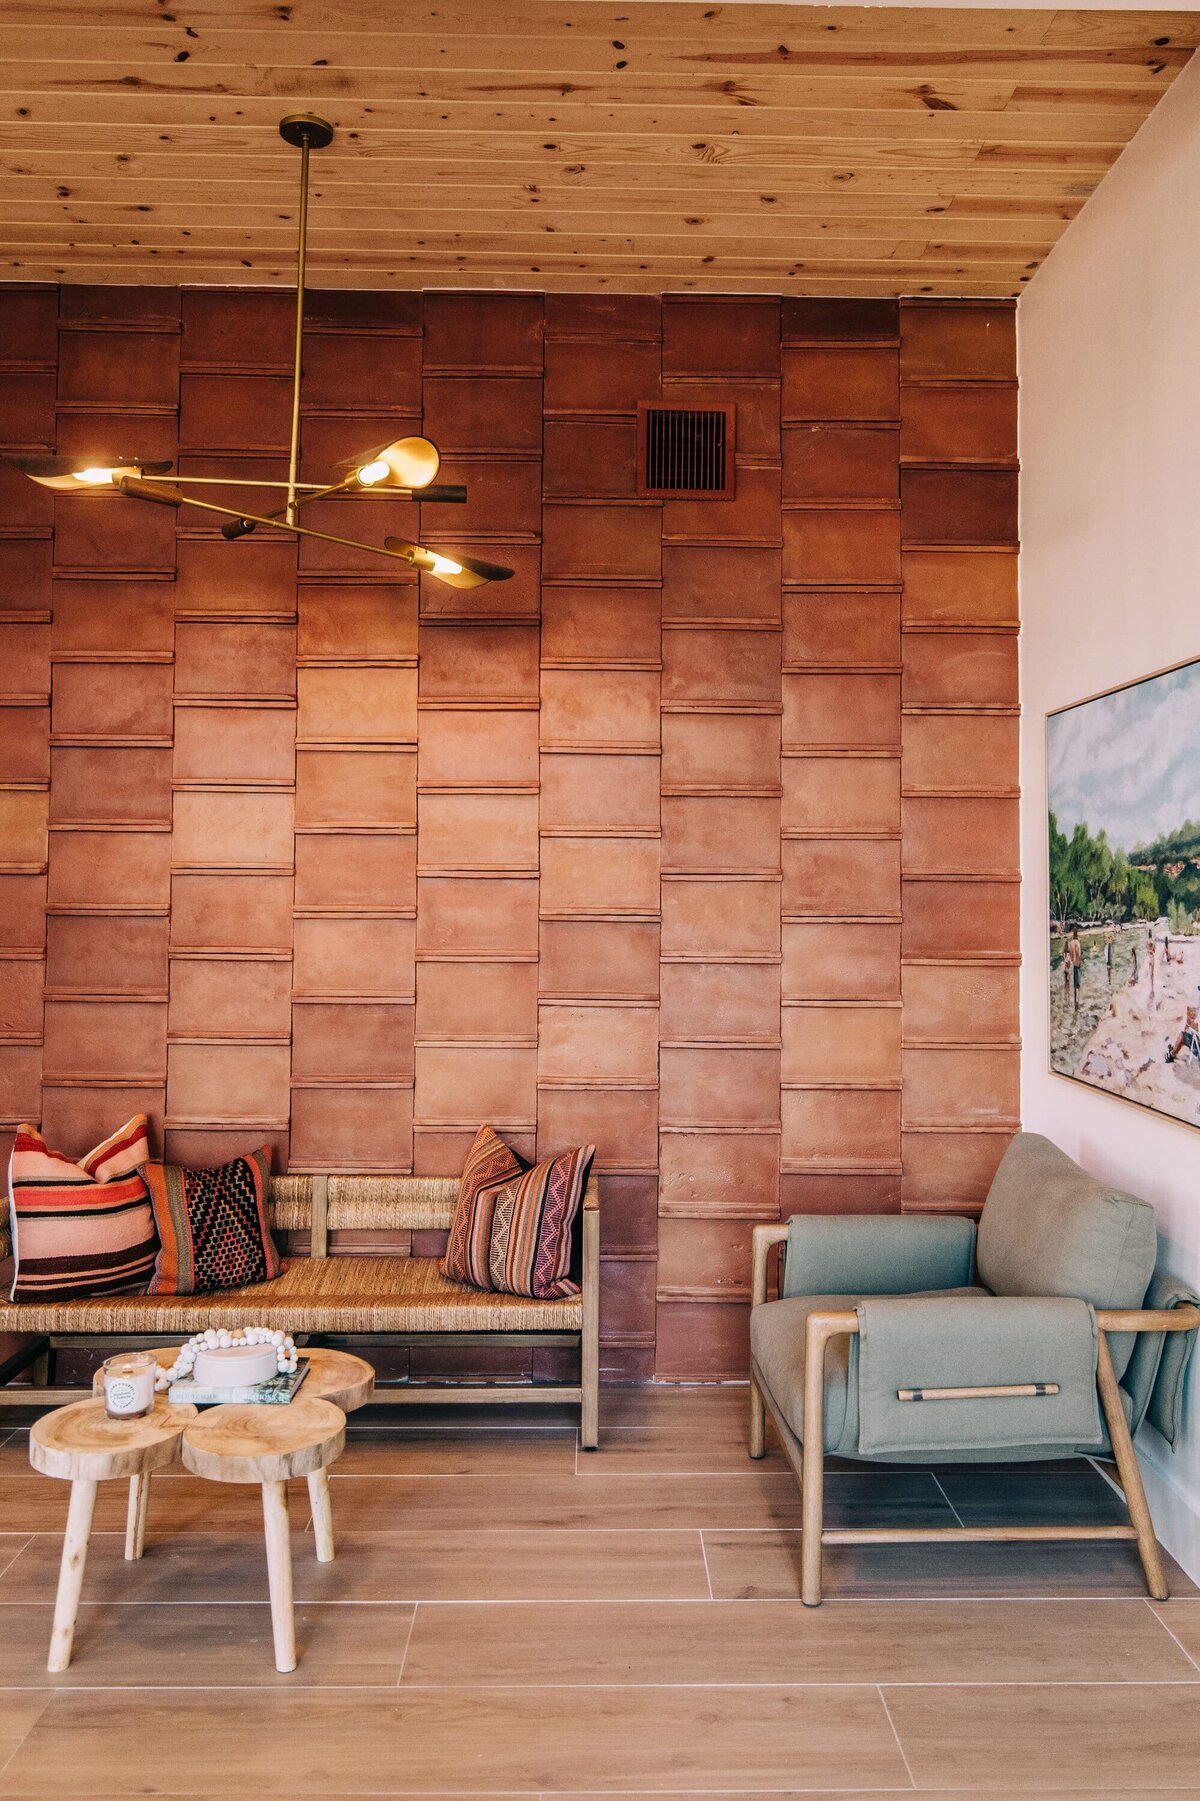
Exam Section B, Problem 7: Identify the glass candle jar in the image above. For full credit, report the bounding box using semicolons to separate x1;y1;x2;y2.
101;1351;158;1420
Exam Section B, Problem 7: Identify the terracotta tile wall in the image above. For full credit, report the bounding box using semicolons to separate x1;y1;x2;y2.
0;286;1019;1380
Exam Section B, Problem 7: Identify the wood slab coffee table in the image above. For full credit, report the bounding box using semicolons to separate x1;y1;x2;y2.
181;1395;346;1673
29;1395;197;1672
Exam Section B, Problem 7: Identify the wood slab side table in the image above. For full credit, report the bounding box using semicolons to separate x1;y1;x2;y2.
29;1395;197;1673
181;1395;346;1673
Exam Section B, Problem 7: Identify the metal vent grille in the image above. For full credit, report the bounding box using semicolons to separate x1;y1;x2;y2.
637;403;735;498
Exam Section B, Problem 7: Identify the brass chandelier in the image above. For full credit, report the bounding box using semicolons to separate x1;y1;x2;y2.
4;113;514;591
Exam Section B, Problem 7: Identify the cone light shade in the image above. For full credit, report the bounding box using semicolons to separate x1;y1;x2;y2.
355;436;441;490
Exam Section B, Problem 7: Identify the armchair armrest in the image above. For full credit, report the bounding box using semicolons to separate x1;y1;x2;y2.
778;1213;977;1302
751;1223;788;1309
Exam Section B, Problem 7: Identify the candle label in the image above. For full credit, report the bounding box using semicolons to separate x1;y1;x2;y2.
105;1378;141;1414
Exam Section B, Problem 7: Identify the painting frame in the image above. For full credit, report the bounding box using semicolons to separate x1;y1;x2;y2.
1047;653;1200;1133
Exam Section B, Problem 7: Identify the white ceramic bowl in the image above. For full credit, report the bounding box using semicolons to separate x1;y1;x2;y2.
191;1342;278;1387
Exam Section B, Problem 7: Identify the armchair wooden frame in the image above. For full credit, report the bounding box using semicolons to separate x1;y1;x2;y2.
749;1222;1200;1606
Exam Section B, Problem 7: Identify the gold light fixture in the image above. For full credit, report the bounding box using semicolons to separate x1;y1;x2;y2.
5;114;513;589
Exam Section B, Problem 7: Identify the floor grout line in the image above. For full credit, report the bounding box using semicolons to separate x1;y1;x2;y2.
929;1473;966;1529
876;1683;918;1792
698;1529;714;1601
1144;1595;1200;1674
394;1602;419;1687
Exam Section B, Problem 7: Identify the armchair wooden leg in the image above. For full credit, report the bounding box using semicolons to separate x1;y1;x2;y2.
749;1374;766;1460
800;1318;832;1607
1095;1330;1169;1601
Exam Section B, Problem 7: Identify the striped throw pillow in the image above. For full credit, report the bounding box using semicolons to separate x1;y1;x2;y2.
442;1123;595;1299
7;1115;159;1302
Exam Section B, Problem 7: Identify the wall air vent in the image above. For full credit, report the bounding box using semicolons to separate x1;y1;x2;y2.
637;402;735;498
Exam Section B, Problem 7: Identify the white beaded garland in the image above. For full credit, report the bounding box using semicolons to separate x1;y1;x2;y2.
159;1326;298;1386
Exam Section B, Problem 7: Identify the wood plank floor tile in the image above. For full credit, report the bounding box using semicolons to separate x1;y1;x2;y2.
0;1602;414;1688
0;1696;50;1784
883;1680;1200;1790
331;1432;577;1475
0;1685;909;1795
1150;1599;1200;1668
400;1597;1199;1687
0;1474;311;1535
704;1528;1199;1600
934;1462;1132;1526
579;1426;787;1473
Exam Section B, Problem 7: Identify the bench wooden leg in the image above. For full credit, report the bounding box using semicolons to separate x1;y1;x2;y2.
261;1479;297;1673
309;1466;335;1564
125;1472;151;1562
580;1204;600;1451
49;1477;97;1673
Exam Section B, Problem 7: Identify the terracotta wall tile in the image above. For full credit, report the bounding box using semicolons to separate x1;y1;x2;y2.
53;493;176;573
40;1084;166;1156
0;872;48;948
784;592;900;669
783;507;901;586
52;661;172;740
539;834;659;915
289;1084;414;1170
293;496;416;576
903;962;1020;1046
0;706;49;782
169;956;291;1039
175;540;298;618
661;794;780;873
540;753;658;834
413;1123;535;1176
541;668;660;748
51;581;173;656
900;384;1018;464
542;504;660;582
783;757;899;836
780;1170;901;1215
422;375;543;452
783;1002;900;1087
663;464;781;544
61;288;179;328
416;876;538;957
901;468;1019;546
417;547;541;622
902;878;1021;959
783;837;901;917
661;378;780;461
418;709;538;790
782;1086;900;1164
419;790;538;871
416;1043;537;1124
900;1128;1009;1212
661;877;780;959
783;347;899;421
50;747;170;825
173;704;295;787
0;460;54;530
179;374;293;451
903;631;1018;709
783;920;902;1001
0;788;46;866
58;331;179;408
292;916;415;998
660;961;779;1042
662;713;779;791
423;293;543;371
543;418;638;498
172;788;294;869
535;1085;658;1169
302;332;421;410
902;549;1018;627
545;294;661;340
298;665;417;743
902;712;1020;793
417;961;537;1040
660;1045;780;1126
295;748;416;829
662;298;780;376
306;291;422;332
903;796;1020;874
900;303;1016;382
181;290;292;370
291;1001;415;1082
599;1255;657;1343
47;829;169;909
784;425;899;502
420;623;538;703
169;874;293;951
543;339;660;414
0;958;43;1037
300;413;420;475
0;286;57;361
298;589;417;662
0;371;55;446
538;918;660;999
45;914;168;993
0;539;51;610
0;1044;40;1122
294;834;414;913
903;1045;1021;1128
657;1216;758;1295
541;587;660;667
783;672;900;749
420;456;540;537
654;1298;748;1381
596;1172;659;1252
43;998;165;1080
175;622;296;700
662;627;780;707
539;1001;658;1085
662;544;781;622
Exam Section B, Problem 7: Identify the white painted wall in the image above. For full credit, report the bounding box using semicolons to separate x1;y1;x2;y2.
1019;50;1200;1578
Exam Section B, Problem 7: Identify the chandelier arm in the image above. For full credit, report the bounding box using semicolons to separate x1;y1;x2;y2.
285;125;313;531
118;478;420;563
133;476;334;492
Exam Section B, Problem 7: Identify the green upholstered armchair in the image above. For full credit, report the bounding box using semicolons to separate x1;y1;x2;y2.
749;1132;1199;1605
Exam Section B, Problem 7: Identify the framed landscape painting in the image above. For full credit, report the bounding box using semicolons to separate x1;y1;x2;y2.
1048;657;1200;1130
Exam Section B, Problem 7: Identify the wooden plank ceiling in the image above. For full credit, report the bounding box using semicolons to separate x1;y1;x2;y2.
1;2;1198;296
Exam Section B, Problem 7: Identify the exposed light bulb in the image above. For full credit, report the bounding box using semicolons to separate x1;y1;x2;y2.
356;458;390;487
73;466;119;485
429;554;463;577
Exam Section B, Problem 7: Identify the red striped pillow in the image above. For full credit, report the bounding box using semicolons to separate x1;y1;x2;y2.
442;1123;594;1300
7;1115;159;1302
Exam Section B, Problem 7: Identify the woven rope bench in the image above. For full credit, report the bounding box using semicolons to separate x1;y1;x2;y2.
0;1172;601;1448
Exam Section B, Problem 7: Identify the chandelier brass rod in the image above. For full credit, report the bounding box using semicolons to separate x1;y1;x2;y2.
285;124;313;531
119;479;420;564
135;475;337;492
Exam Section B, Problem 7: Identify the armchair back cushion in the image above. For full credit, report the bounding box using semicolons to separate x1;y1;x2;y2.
782;1213;976;1301
977;1132;1156;1380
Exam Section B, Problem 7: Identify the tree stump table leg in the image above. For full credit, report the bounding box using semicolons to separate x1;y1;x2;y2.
309;1466;335;1564
261;1479;297;1673
49;1477;97;1673
125;1473;151;1562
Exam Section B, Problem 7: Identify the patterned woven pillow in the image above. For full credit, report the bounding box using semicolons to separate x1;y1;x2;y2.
7;1115;159;1303
442;1122;595;1299
144;1147;280;1295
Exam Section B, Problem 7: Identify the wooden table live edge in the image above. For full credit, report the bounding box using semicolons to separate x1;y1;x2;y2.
90;1344;376;1567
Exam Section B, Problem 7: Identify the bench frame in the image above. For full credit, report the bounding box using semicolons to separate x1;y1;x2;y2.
1;1174;601;1449
749;1220;1200;1603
